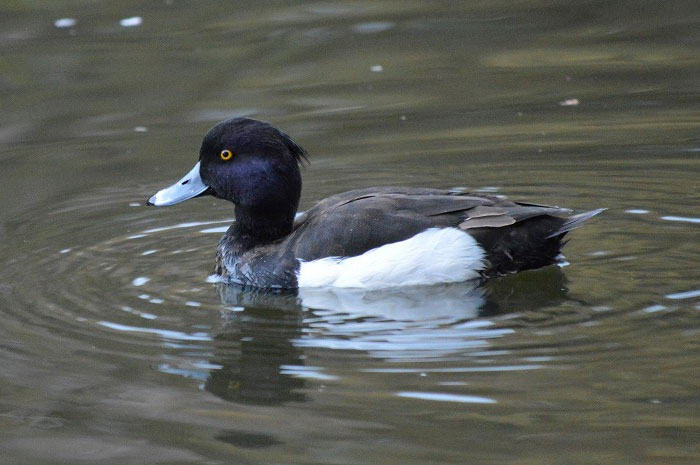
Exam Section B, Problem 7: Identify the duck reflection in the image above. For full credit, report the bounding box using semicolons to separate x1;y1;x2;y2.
205;287;306;405
205;267;568;404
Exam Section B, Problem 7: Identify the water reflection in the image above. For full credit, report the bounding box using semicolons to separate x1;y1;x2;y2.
206;301;307;405
218;266;568;319
298;281;486;322
204;268;568;404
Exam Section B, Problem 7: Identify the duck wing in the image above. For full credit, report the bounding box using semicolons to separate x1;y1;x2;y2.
288;187;572;263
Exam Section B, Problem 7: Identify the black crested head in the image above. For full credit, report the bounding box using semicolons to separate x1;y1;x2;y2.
199;118;308;242
200;118;307;168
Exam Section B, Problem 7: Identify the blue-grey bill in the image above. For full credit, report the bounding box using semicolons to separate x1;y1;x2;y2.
147;161;209;206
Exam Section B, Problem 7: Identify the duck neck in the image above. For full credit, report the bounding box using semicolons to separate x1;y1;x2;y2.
229;205;295;252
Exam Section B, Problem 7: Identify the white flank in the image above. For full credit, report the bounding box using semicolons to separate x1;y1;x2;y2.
297;228;485;289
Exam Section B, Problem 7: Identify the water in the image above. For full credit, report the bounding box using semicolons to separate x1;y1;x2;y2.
1;1;699;464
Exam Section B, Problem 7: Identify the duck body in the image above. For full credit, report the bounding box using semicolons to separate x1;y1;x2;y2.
148;118;602;289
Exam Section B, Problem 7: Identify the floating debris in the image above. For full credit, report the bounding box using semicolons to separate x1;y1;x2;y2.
370;65;384;72
120;16;142;27
132;276;150;287
559;98;580;106
54;18;77;28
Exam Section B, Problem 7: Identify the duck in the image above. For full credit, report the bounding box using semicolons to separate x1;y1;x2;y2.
147;117;603;289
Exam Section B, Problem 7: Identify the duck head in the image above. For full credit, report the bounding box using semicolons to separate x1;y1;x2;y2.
148;118;307;235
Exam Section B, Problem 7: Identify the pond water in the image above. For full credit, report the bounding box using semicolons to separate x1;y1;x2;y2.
1;1;699;464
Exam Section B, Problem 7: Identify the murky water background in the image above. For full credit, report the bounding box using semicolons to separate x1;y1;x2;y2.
1;1;699;464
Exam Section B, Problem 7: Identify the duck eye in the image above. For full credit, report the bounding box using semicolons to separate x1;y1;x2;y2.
220;149;234;161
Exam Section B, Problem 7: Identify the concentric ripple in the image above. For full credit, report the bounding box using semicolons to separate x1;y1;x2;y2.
1;166;698;407
0;189;228;361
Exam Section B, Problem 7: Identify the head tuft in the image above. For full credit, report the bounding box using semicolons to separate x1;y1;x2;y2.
201;117;308;166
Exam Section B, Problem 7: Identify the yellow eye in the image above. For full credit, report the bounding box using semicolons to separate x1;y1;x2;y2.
220;149;234;161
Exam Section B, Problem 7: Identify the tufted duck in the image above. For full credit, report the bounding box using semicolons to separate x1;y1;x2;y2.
148;118;603;289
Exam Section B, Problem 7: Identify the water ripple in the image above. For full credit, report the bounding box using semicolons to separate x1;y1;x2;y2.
396;391;497;404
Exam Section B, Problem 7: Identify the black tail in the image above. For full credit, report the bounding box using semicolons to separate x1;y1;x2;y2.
546;208;605;239
473;208;604;277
